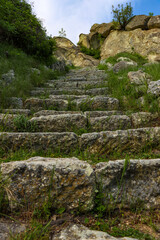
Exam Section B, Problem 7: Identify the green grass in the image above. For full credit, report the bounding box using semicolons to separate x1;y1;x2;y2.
98;55;160;113
105;51;148;66
0;42;66;109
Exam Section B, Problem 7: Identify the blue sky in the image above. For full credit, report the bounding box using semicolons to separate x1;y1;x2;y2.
29;0;160;44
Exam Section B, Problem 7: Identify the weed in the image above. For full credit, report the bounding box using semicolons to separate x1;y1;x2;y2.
13;115;38;132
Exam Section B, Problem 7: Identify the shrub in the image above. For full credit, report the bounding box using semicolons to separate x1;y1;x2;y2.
0;0;55;65
80;46;100;59
112;2;133;29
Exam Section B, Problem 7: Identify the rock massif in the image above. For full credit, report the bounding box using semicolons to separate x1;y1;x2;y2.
54;37;99;67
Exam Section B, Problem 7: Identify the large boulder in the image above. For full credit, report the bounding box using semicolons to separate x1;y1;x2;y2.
78;34;90;48
1;157;96;212
101;28;160;61
90;22;114;38
148;15;160;29
88;23;113;50
125;15;150;30
54;37;99;67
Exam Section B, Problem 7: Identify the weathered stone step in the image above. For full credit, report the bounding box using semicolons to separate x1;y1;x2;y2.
1;157;160;214
31;87;109;96
46;80;107;89
1;127;160;155
73;96;119;111
49;94;89;100
24;96;119;111
1;109;30;116
30;114;87;132
80;127;160;155
0;132;78;153
24;98;68;111
33;110;83;117
89;115;131;131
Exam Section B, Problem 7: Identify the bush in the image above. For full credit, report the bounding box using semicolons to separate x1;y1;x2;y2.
112;2;133;30
0;0;55;65
80;46;100;59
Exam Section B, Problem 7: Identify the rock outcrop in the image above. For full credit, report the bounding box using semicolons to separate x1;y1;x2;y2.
125;15;150;30
53;37;99;67
100;28;160;61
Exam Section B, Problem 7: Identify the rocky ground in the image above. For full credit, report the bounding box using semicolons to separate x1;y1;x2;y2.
0;62;160;239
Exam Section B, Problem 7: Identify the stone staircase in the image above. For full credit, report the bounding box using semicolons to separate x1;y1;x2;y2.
0;67;160;239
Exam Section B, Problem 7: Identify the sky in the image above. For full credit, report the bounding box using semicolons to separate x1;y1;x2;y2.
28;0;160;44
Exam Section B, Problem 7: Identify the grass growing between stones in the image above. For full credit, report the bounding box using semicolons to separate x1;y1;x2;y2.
98;61;160;113
0;42;66;109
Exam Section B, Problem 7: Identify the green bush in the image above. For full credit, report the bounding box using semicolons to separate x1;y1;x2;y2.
80;46;100;59
0;0;55;65
112;2;133;29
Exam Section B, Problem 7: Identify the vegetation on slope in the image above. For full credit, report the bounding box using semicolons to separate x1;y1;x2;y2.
0;0;55;65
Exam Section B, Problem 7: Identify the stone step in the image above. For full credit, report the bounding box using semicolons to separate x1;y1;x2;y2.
89;115;132;131
33;110;83;117
1;157;160;214
24;98;68;111
80;127;160;155
73;96;119;111
1;127;160;155
49;94;89;100
30;114;87;132
30;87;109;97
46;80;107;89
1;109;31;116
24;96;119;111
0;132;78;153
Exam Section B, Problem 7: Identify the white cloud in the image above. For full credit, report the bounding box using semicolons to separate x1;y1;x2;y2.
30;0;136;44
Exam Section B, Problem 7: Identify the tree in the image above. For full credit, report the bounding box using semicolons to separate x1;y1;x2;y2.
58;28;66;37
112;2;133;30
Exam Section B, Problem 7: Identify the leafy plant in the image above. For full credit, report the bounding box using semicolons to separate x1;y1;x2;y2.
0;0;56;64
58;28;66;37
80;46;100;59
112;2;133;29
13;115;38;132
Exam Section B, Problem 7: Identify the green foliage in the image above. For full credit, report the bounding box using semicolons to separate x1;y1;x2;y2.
105;52;147;66
13;115;38;132
0;0;55;64
149;12;154;16
0;42;60;109
58;28;66;37
112;2;133;29
80;46;100;59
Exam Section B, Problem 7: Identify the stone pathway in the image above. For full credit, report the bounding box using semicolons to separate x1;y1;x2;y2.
0;67;160;239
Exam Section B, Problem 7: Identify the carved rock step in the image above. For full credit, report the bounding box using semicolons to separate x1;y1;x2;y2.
24;98;68;111
33;110;122;117
1;157;160;214
1;127;160;155
73;96;119;111
33;110;83;117
24;96;119;111
49;94;89;100
46;80;107;89
80;127;160;155
30;114;87;132
1;109;30;116
0;132;78;153
30;87;109;96
89;115;131;131
1;157;95;212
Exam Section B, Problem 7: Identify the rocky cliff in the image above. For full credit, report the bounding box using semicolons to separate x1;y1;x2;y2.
55;15;160;66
